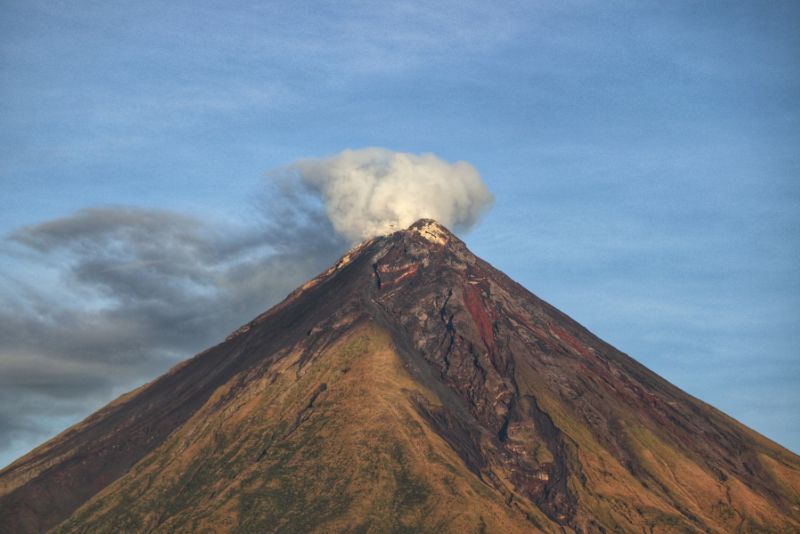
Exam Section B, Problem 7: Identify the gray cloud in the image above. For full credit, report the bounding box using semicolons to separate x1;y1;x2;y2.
0;205;345;466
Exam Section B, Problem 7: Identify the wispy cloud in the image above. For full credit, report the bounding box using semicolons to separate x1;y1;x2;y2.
0;204;343;465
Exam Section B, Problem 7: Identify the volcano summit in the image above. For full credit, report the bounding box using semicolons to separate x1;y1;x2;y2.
1;219;798;532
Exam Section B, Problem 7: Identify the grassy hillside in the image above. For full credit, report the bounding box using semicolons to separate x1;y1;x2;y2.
55;324;543;533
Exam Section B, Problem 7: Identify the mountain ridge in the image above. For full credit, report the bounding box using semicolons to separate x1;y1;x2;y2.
1;218;798;533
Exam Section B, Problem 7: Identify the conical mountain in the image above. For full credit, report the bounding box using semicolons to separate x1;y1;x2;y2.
1;219;798;533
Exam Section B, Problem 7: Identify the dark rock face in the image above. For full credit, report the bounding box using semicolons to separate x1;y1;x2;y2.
1;219;799;533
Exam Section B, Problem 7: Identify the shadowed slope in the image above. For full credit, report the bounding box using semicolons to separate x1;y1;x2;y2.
1;219;799;532
0;234;379;533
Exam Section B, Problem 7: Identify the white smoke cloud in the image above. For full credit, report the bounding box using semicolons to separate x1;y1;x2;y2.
287;148;493;242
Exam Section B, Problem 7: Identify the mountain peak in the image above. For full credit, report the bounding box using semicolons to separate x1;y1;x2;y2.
2;217;799;532
406;218;452;246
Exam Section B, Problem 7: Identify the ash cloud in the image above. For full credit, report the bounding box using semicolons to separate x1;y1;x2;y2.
0;148;491;467
0;207;343;466
285;147;493;242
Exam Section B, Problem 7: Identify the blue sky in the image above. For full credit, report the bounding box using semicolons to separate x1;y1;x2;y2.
0;1;798;466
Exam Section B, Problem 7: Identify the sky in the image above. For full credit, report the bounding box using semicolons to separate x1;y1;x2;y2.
0;1;798;467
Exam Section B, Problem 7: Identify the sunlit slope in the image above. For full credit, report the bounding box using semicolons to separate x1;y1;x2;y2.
55;324;541;533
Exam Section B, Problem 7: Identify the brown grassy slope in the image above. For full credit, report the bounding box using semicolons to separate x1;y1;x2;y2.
54;324;545;533
2;219;799;533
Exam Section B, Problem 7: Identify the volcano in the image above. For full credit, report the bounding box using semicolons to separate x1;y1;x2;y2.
1;219;798;533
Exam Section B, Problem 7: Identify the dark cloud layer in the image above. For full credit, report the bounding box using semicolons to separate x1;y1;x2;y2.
0;148;492;467
0;204;346;463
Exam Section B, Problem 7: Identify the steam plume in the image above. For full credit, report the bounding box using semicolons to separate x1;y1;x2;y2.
287;148;493;242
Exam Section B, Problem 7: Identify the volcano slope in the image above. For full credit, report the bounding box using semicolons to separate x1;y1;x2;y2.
1;219;799;533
